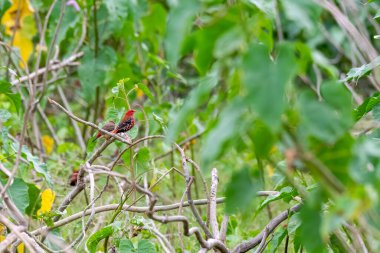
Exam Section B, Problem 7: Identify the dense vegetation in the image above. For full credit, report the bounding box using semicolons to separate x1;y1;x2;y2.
1;0;380;252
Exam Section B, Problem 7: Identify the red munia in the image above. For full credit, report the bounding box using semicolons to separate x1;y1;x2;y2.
113;109;136;134
69;170;79;186
93;121;116;142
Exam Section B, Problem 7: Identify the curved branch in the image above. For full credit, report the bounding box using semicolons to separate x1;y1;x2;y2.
232;204;302;253
32;198;225;236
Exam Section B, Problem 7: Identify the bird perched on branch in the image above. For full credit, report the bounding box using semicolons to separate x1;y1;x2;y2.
93;121;116;142
113;109;136;134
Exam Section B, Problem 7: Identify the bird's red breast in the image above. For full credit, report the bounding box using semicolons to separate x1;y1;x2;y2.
113;109;136;134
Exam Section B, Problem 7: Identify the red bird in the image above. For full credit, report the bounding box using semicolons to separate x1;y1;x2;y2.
69;170;79;186
93;121;116;142
113;109;136;134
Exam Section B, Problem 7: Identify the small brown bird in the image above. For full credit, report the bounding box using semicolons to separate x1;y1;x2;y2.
93;121;116;142
112;109;136;134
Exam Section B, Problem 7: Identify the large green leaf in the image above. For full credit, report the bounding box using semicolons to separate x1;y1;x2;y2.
135;147;150;173
299;81;353;143
78;47;117;102
6;178;29;213
200;99;246;169
137;240;155;253
250;120;275;158
118;239;134;253
298;190;325;253
165;0;200;67
242;43;296;131
25;183;42;217
168;73;219;141
269;227;287;253
225;167;258;214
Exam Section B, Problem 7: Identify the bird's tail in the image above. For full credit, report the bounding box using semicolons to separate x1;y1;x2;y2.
92;132;102;142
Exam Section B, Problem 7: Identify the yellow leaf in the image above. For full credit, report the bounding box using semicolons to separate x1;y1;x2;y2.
266;164;274;178
42;135;54;155
136;88;144;98
0;222;5;234
17;243;24;253
1;0;36;66
37;188;55;216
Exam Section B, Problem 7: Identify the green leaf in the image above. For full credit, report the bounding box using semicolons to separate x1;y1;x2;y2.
213;26;245;59
137;82;154;101
137;240;155;253
287;213;301;235
152;113;168;133
269;227;287;253
86;224;116;253
25;183;41;216
192;18;234;75
135;147;150;172
257;186;296;213
78;47;117;102
127;125;139;139
344;56;380;82
225;167;257;214
242;43;296;131
354;92;380;121
168;73;218;141
299;81;353;143
298;190;325;253
249;0;275;16
10;143;52;185
105;0;128;21
0;79;21;113
201;99;245;169
6;178;29;213
251;120;275;158
165;0;200;67
310;134;354;185
281;0;321;34
118;239;135;253
16;144;52;185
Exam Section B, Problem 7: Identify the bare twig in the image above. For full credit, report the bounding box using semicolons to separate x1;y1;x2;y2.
12;52;83;86
57;87;86;151
219;215;229;243
154;132;204;161
0;215;41;253
32;198;224;236
210;168;219;239
232;204;302;253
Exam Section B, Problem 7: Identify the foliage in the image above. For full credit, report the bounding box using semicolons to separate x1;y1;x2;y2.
1;0;380;252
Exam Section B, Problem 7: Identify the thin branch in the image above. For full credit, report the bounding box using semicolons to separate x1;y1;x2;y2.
32;198;224;236
210;168;219;239
232;204;302;253
154;132;204;161
219;215;229;243
12;52;83;86
0;215;40;253
57;87;86;151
